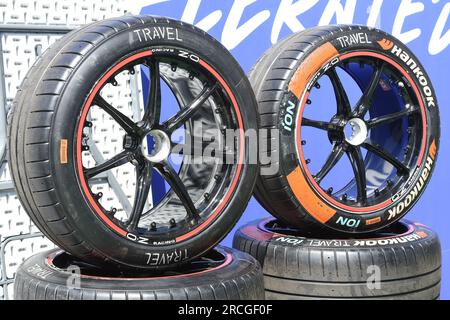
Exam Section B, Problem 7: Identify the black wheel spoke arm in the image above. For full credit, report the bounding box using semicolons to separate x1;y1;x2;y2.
142;58;162;127
354;61;385;117
314;143;345;183
127;162;152;231
163;83;219;133
94;95;138;134
362;140;410;175
84;151;131;179
154;161;199;220
368;106;419;128
302;117;330;131
327;68;352;116
346;146;367;203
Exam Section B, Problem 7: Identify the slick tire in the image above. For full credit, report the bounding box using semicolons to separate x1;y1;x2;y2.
233;218;441;300
14;246;264;300
250;25;440;233
9;15;258;269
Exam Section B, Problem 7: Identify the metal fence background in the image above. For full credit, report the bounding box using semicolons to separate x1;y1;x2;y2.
0;0;133;300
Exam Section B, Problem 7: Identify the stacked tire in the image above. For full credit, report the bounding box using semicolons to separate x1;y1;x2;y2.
234;25;441;300
7;15;441;301
9;15;263;300
234;219;441;300
15;247;264;300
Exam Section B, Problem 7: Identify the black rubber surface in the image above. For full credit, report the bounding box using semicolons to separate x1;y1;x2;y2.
233;218;441;300
14;246;264;300
8;15;258;269
249;25;440;233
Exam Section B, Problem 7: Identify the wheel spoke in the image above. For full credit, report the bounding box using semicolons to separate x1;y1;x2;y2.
127;162;152;231
327;68;352;116
314;143;345;183
142;58;161;127
154;161;198;220
362;140;410;175
354;62;385;117
368;106;419;128
302;117;330;131
346;146;367;203
163;83;219;133
84;151;131;179
94;95;139;134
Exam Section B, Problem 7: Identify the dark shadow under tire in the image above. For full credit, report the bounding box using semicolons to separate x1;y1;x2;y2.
14;246;264;300
233;218;441;300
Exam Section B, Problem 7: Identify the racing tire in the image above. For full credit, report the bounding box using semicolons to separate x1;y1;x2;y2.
9;15;258;269
233;218;441;300
14;246;264;300
250;25;440;233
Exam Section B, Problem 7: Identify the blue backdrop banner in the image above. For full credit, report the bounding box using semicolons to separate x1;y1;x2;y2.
140;0;449;299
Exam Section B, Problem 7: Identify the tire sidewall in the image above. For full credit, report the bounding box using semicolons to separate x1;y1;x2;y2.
235;218;440;277
245;218;434;250
276;27;439;233
49;20;257;268
15;247;261;297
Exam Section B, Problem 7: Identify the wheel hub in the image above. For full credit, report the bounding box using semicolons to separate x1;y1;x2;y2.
344;118;368;146
141;129;171;163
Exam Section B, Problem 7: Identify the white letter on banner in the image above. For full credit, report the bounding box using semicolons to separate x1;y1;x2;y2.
222;0;271;50
429;2;450;55
392;0;424;44
367;0;384;28
271;0;319;44
181;0;222;32
319;0;357;26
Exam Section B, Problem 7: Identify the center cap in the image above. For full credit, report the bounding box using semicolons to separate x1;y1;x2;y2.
345;118;368;146
142;129;171;163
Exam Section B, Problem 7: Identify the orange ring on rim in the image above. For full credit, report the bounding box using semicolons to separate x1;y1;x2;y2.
294;51;428;214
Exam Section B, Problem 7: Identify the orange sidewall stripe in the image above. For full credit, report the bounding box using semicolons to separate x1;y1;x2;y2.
287;42;339;223
287;167;336;223
288;42;338;98
287;44;429;217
